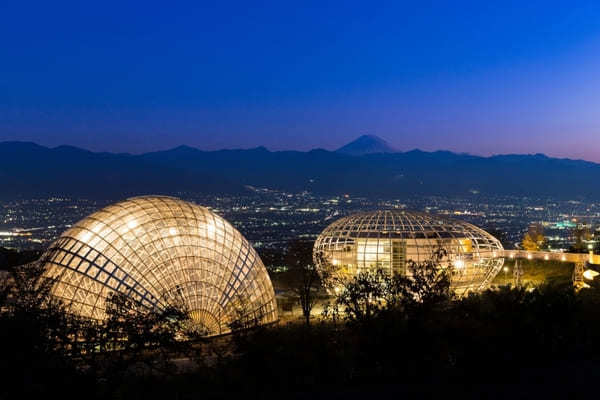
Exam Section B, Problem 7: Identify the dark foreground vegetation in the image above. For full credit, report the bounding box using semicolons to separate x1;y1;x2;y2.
3;252;600;398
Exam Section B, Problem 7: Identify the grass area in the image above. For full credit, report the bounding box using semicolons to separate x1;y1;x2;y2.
491;258;574;287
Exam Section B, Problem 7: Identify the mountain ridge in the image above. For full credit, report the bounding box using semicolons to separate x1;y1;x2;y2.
1;139;599;200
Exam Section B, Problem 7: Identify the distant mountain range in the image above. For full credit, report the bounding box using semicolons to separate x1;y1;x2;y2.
2;136;599;200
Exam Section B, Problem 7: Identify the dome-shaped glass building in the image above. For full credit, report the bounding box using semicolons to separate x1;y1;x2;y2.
40;196;277;335
313;210;504;295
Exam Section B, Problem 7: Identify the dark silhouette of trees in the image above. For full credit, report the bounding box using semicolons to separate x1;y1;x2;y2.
0;262;200;397
84;292;197;381
7;247;600;396
0;247;42;270
281;239;321;325
330;248;452;324
486;227;508;247
0;262;90;397
570;226;593;253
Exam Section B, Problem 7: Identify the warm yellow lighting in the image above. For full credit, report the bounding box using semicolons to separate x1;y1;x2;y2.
527;253;532;260
561;255;567;261
312;209;504;297
205;222;216;235
544;254;549;260
81;231;92;242
510;253;514;259
458;239;472;253
40;196;278;336
583;270;599;280
503;267;509;273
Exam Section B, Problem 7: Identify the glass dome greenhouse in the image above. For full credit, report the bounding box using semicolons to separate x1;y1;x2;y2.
40;196;277;335
313;210;504;295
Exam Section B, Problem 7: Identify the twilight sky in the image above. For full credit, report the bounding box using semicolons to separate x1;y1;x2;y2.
2;1;600;160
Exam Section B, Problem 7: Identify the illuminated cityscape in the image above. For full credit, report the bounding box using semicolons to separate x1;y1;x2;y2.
4;190;600;253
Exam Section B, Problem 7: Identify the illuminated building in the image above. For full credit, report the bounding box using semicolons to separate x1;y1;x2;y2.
313;210;504;295
40;196;277;335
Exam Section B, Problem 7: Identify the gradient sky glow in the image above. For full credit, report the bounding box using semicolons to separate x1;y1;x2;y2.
2;1;600;160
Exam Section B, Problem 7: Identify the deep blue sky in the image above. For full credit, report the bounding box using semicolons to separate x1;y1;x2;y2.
2;1;600;160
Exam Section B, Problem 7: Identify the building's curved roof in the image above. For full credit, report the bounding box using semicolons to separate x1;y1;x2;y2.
317;210;502;245
40;196;277;335
314;210;504;294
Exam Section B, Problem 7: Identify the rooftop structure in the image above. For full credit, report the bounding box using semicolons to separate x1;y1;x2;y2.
313;210;504;295
39;196;277;335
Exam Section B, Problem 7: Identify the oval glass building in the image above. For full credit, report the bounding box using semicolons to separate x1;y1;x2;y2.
40;196;277;335
313;210;504;295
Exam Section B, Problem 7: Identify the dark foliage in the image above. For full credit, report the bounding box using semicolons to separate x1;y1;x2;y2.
0;263;199;398
4;251;600;397
0;247;42;269
0;263;92;398
282;240;321;325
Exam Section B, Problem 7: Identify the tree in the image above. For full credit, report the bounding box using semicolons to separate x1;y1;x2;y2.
570;226;592;253
0;247;42;270
333;269;388;323
0;262;91;397
401;248;453;308
85;291;202;381
486;228;508;247
0;260;201;390
330;248;452;324
283;239;321;325
522;223;545;251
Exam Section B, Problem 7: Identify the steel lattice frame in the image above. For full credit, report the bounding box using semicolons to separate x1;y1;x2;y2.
313;210;504;295
40;196;278;335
